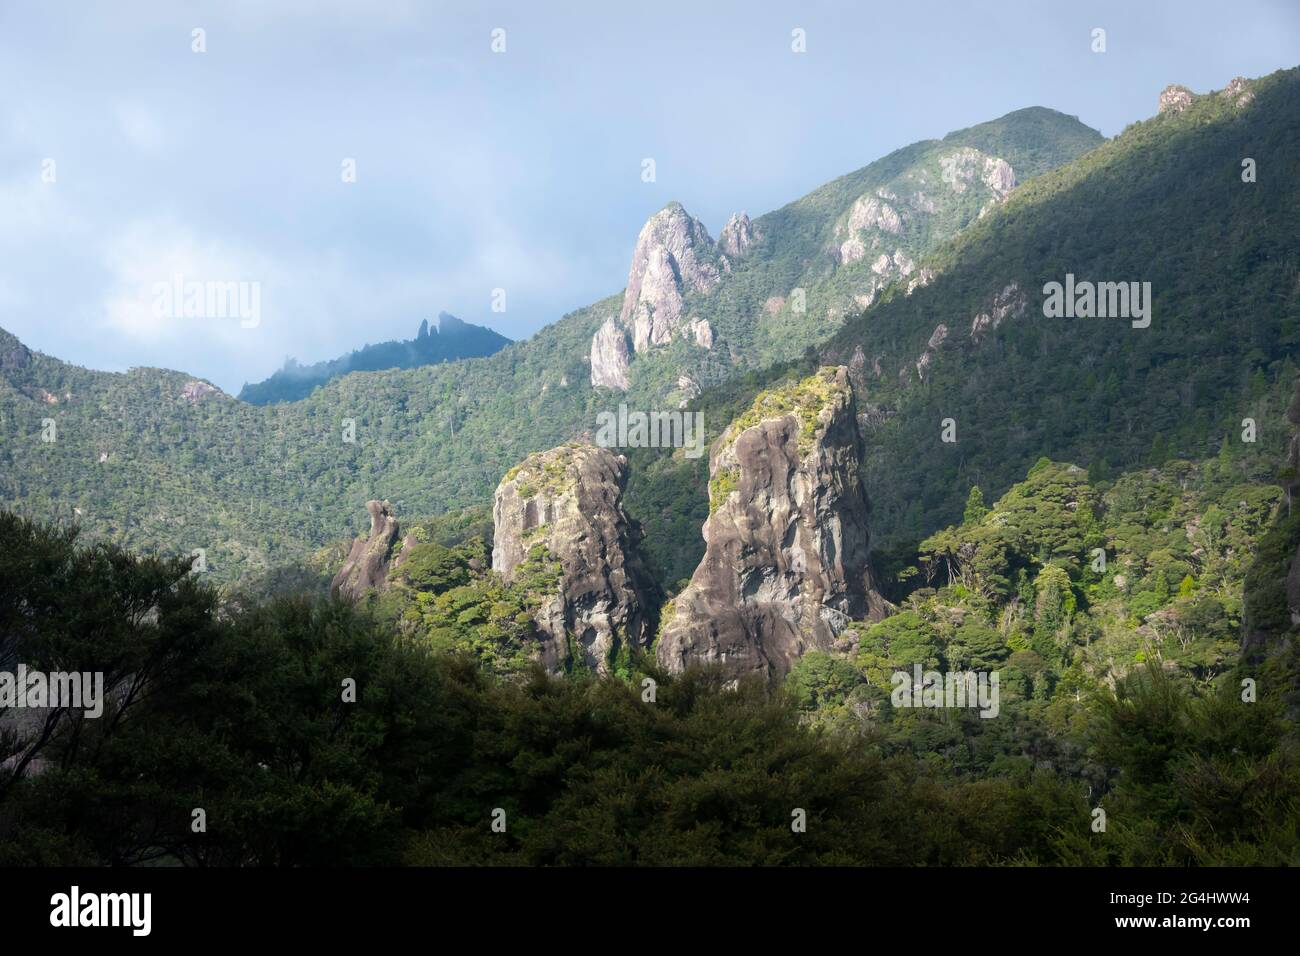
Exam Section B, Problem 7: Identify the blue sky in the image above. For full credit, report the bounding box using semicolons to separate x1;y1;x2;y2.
1;0;1297;393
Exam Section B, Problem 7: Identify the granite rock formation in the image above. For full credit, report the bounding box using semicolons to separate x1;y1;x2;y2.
656;366;890;682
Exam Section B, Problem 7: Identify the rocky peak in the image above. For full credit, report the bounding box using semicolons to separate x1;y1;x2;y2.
590;202;727;388
493;443;654;674
718;211;756;257
619;202;725;353
437;311;468;334
1159;84;1195;115
656;367;890;682
332;499;404;600
1223;76;1254;108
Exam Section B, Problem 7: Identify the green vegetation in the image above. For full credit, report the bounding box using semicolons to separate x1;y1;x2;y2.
237;314;510;405
779;449;1299;864
628;68;1300;590
720;366;848;457
4;504;1296;865
0;107;1102;588
820;68;1300;546
505;446;581;500
708;466;739;513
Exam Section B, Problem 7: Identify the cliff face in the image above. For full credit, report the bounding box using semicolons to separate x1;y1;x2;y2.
331;499;405;600
492;443;654;673
590;317;632;390
590;202;724;389
718;211;756;258
656;367;890;682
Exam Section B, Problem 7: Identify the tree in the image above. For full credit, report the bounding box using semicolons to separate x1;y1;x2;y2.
963;486;988;525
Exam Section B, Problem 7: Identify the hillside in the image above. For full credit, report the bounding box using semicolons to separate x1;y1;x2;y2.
237;312;511;404
627;69;1300;590
0;107;1100;582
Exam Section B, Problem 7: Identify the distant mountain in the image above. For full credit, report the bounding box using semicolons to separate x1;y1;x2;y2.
237;312;510;404
0;104;1105;582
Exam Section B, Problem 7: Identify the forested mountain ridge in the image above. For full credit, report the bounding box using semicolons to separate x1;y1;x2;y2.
237;312;511;405
626;68;1300;590
591;107;1104;398
827;69;1300;544
0;107;1100;583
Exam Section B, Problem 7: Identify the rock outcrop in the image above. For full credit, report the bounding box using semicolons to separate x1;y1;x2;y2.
493;443;654;674
619;202;725;353
969;282;1027;343
181;380;220;404
718;211;756;257
689;317;714;349
589;202;727;388
1223;75;1254;108
1159;84;1195;115
332;499;403;600
656;367;890;682
981;157;1017;198
590;316;632;389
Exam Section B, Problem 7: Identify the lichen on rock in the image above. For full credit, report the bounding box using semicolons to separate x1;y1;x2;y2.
493;443;655;674
657;366;891;682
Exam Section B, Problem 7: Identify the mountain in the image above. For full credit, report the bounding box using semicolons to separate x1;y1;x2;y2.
627;69;1300;590
0;106;1100;583
589;107;1104;401
237;312;510;404
6;72;1300;871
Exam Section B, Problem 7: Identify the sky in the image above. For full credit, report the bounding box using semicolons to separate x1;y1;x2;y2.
1;0;1297;394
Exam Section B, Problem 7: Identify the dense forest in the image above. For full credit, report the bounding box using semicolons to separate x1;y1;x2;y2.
3;470;1296;865
2;66;1299;869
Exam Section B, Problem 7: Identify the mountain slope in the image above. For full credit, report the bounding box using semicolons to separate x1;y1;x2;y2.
626;69;1300;590
0;107;1102;582
592;108;1105;401
237;312;510;404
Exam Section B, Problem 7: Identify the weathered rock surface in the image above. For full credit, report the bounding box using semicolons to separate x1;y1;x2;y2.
493;443;654;674
981;156;1017;198
719;211;756;257
332;499;403;600
656;366;890;682
689;317;714;349
589;202;726;388
940;147;981;192
590;316;631;389
846;195;903;235
620;202;725;353
181;380;221;404
969;282;1027;343
1159;84;1195;114
1223;75;1254;108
